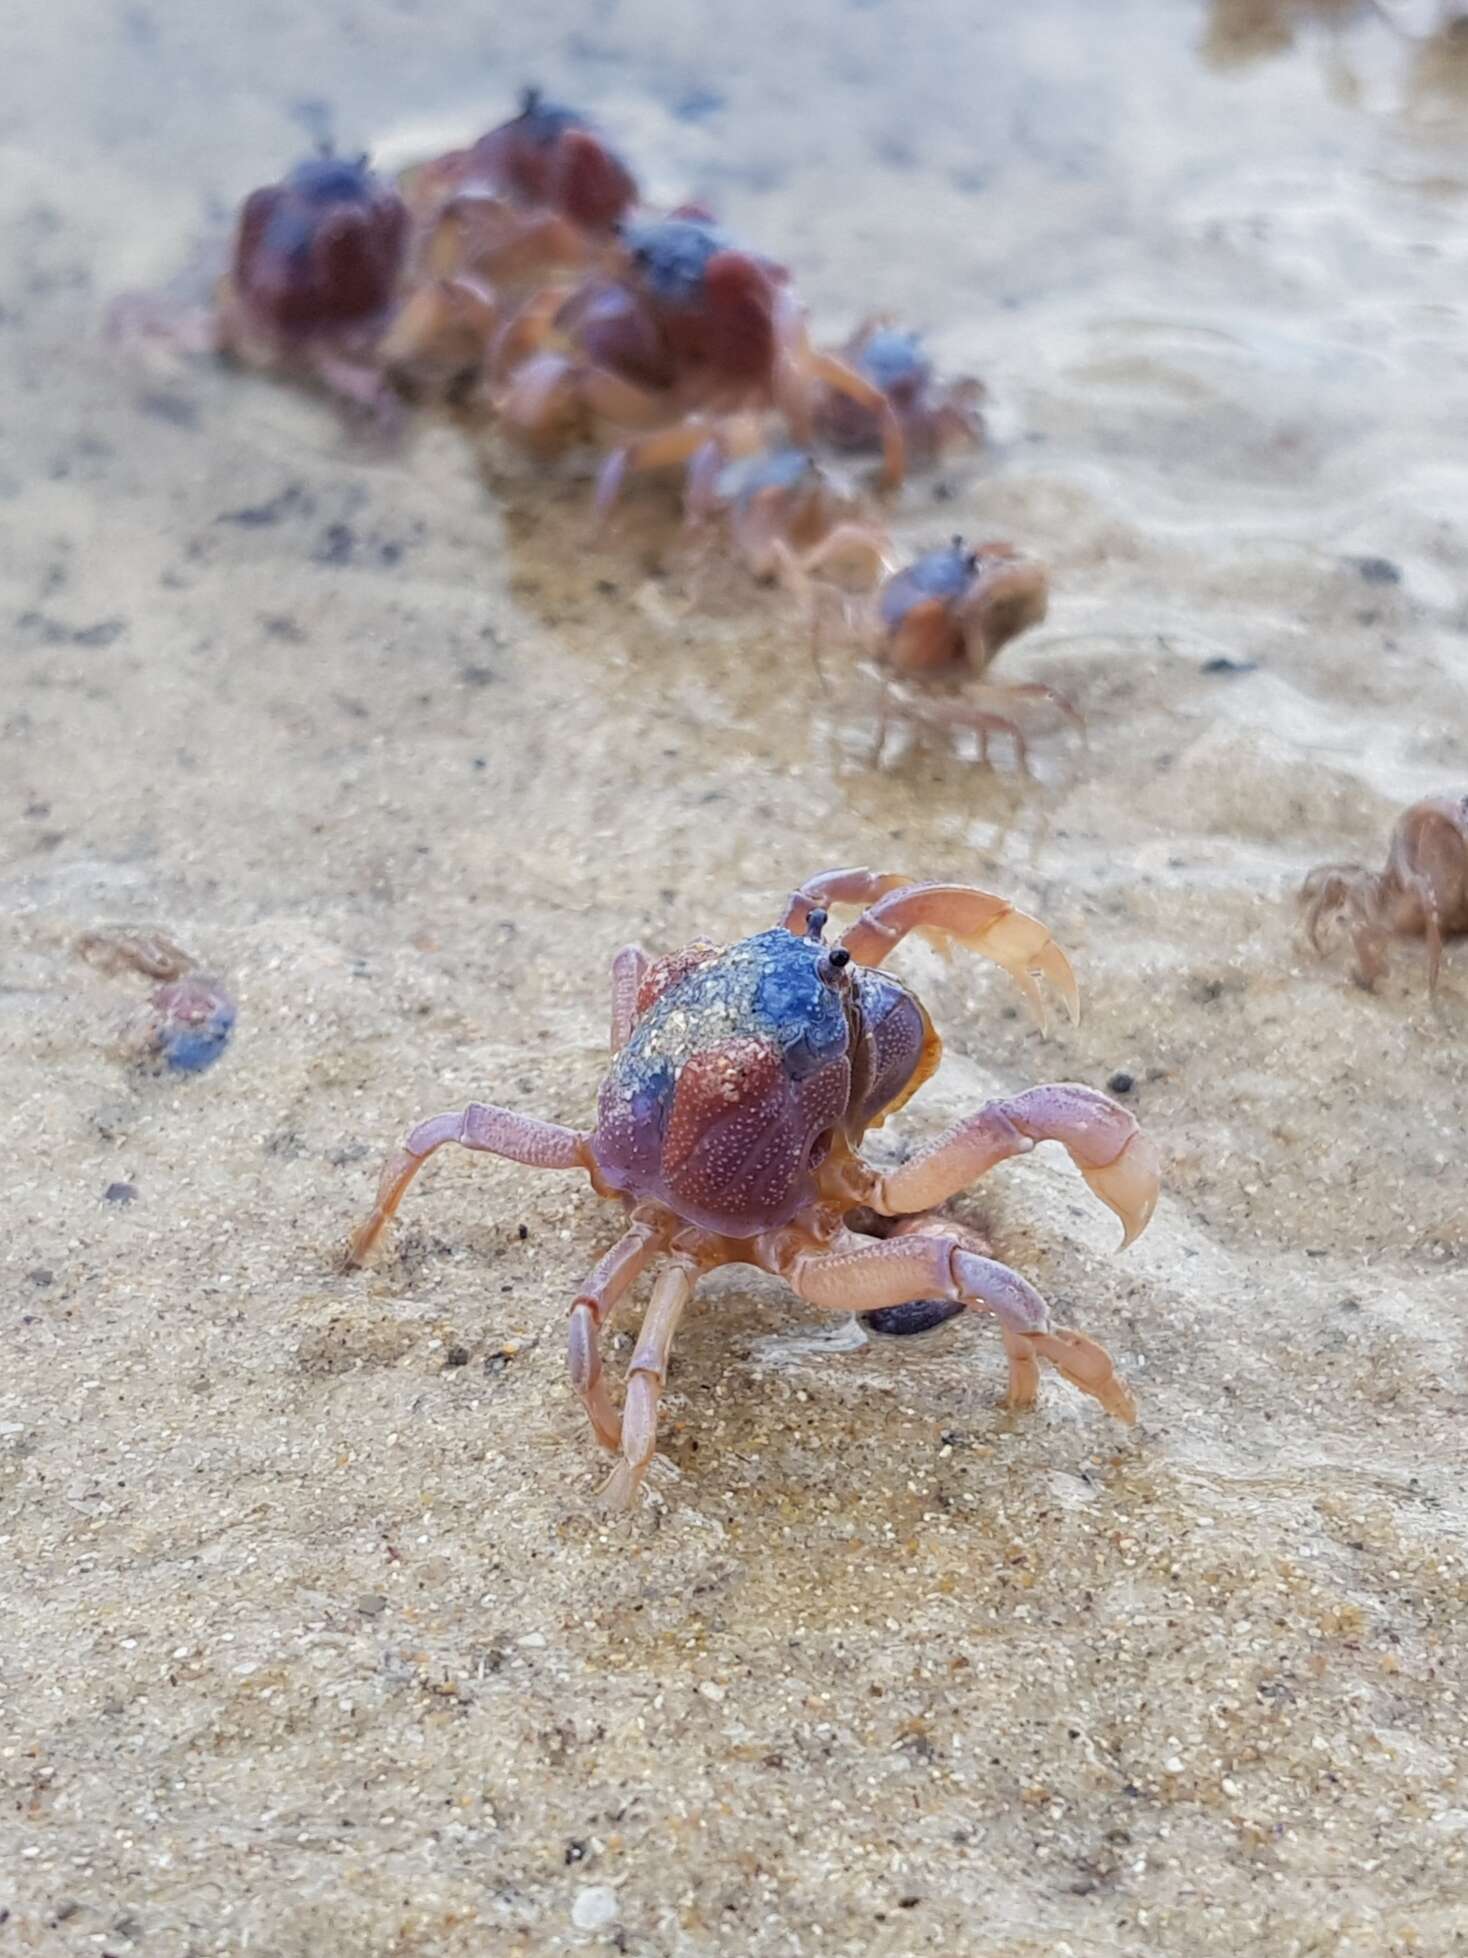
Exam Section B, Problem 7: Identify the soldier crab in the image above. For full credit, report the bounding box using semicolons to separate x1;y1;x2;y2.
348;871;1160;1507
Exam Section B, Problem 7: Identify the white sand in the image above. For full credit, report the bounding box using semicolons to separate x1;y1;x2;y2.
3;2;1467;1952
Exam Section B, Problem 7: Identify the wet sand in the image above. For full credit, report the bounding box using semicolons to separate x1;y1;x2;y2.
3;2;1468;1952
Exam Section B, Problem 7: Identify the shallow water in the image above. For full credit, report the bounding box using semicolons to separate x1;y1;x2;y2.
3;2;1468;1953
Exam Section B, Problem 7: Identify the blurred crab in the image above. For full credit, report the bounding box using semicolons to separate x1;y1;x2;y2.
591;413;893;597
348;869;1160;1507
214;151;410;415
404;88;638;268
1300;792;1468;994
495;211;907;484
815;317;985;465
802;534;1077;768
77;928;236;1074
383;91;639;398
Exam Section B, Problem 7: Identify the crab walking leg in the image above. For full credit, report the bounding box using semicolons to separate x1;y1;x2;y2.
347;1104;592;1265
880;683;1034;774
807;350;907;490
773;1227;1135;1421
768;292;906;489
839;881;1080;1031
861;1083;1162;1249
567;1217;667;1454
608;944;650;1051
598;1257;696;1510
595;420;725;521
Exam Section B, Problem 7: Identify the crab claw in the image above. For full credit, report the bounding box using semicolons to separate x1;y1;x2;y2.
917;895;1078;1032
1082;1127;1162;1249
987;1083;1160;1248
833;881;1080;1032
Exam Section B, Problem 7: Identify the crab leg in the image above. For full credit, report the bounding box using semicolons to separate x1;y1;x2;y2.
807;350;907;490
346;1104;593;1265
770;290;906;489
794;521;899;593
595;421;714;516
878;680;1035;773
771;1225;1134;1421
852;1083;1161;1249
597;1255;696;1510
566;1216;667;1454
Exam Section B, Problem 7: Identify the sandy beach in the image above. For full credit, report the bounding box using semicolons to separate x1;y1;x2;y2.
3;2;1467;1952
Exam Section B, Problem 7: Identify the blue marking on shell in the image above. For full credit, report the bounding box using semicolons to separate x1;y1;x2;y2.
750;930;847;1079
286;155;375;206
158;1001;236;1074
856;327;929;393
879;541;973;628
622;216;731;302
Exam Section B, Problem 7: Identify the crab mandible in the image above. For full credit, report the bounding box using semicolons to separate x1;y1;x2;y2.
348;871;1161;1508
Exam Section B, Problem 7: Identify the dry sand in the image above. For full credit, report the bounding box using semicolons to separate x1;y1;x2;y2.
3;2;1468;1952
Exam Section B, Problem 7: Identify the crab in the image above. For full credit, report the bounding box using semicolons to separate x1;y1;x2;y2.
213;151;411;415
404;88;638;263
493;211;907;485
77;928;236;1073
590;414;894;600
802;535;1078;768
382;92;640;399
815;317;984;465
347;870;1161;1508
1300;793;1468;994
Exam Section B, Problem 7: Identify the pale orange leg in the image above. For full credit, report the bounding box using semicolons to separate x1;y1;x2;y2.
797;521;899;592
595;420;724;522
858;1082;1162;1249
771;293;906;489
808;348;907;489
566;1218;666;1455
77;928;196;982
597;1256;695;1509
346;1104;592;1265
486;285;566;383
882;684;1033;773
772;1225;1134;1421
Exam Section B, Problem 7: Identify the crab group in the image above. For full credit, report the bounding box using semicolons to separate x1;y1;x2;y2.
120;91;1077;769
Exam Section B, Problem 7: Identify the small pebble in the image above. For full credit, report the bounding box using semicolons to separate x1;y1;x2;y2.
103;1182;137;1204
571;1886;619;1932
1107;1071;1135;1095
1200;656;1257;675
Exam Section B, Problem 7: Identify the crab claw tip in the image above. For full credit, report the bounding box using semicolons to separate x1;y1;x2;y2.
1083;1130;1162;1250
